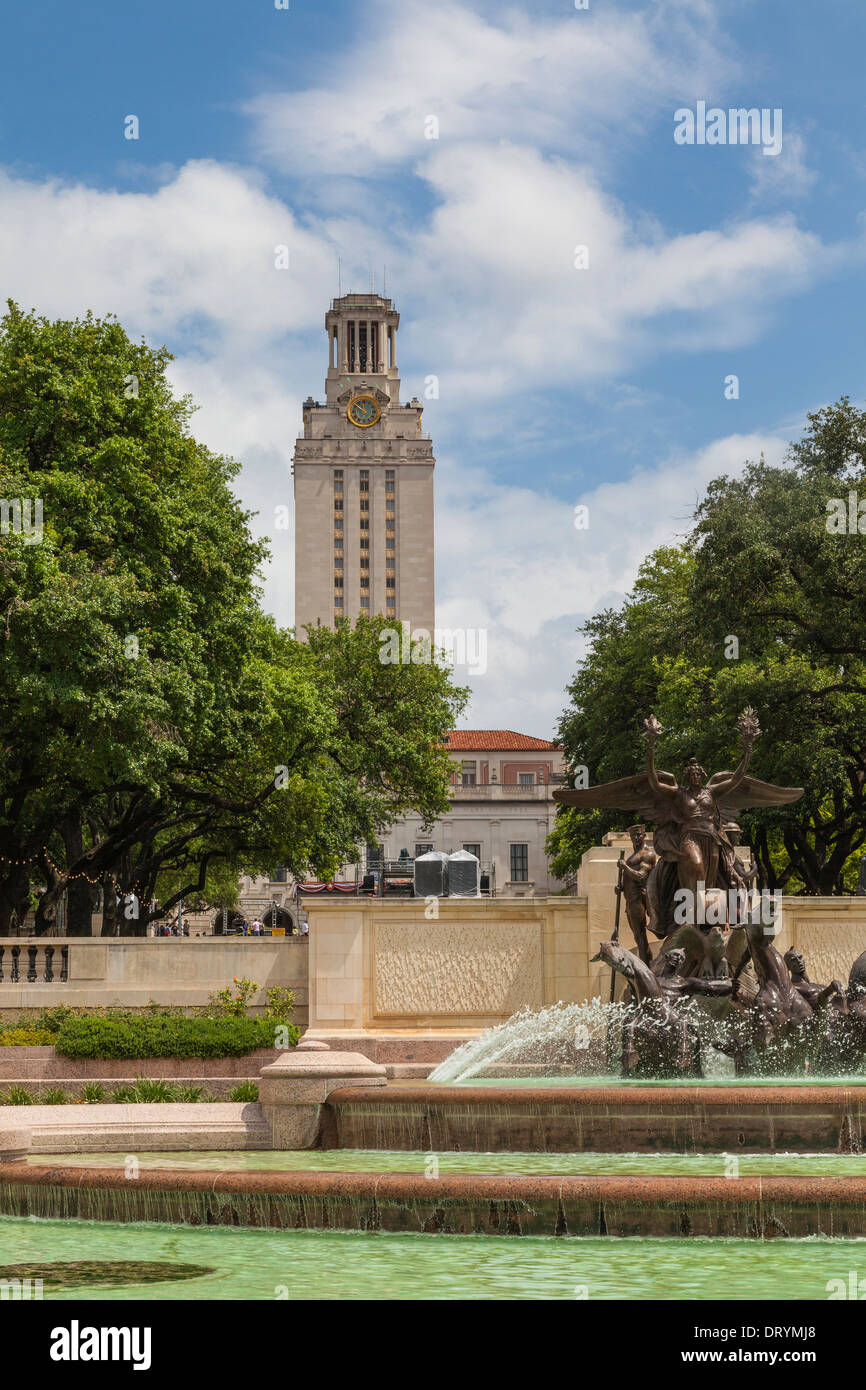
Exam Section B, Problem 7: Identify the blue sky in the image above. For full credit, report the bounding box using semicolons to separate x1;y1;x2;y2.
2;0;865;733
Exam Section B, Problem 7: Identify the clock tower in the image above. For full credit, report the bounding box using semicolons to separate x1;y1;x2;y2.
293;292;435;635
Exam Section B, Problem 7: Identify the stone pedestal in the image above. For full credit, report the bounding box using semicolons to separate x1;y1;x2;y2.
259;1040;386;1149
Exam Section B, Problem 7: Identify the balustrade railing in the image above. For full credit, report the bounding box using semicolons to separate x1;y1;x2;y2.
0;942;68;984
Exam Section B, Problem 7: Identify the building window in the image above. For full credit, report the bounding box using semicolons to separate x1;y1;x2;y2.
386;538;395;550
360;478;369;493
415;842;434;857
509;844;529;882
518;773;535;786
334;497;343;511
360;577;369;588
460;760;477;787
360;596;370;608
334;597;343;609
462;843;481;860
360;519;369;531
334;557;343;570
385;576;396;589
334;576;343;588
360;537;369;550
334;520;343;534
385;469;395;479
360;556;369;570
360;499;369;513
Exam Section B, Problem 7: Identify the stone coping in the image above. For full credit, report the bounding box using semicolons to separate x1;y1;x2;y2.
0;1102;271;1152
3;1162;866;1205
328;1083;866;1107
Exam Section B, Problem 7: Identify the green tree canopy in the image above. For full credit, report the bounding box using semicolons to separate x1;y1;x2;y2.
550;398;866;895
0;304;467;934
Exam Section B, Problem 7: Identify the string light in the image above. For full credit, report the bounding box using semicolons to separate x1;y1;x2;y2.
0;852;162;907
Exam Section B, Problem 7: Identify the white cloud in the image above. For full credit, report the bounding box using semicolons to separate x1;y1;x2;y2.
437;430;790;734
244;0;735;177
398;143;824;400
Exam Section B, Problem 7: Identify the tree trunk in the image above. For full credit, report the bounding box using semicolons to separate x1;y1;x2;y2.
101;877;119;936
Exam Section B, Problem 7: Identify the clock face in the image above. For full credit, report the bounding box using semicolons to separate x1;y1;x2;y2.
347;394;381;428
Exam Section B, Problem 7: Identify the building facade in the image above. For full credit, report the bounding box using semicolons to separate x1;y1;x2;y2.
293;292;435;635
375;731;566;897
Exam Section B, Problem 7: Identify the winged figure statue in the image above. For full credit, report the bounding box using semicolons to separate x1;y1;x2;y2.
553;708;803;939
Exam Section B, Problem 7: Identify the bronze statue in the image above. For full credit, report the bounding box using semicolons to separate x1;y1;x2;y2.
783;947;845;1012
554;708;803;944
615;824;656;964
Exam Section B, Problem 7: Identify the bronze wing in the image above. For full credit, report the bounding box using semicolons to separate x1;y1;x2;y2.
553;770;678;824
706;771;804;816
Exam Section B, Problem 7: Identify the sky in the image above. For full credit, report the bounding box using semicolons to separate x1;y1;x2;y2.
1;0;865;737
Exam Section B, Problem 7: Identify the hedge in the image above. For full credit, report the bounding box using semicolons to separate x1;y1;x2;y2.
54;1015;299;1060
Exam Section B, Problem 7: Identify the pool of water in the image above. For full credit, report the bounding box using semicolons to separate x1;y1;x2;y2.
0;1216;861;1299
27;1150;866;1175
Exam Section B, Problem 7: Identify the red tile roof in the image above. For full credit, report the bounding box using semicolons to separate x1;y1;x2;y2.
444;730;559;751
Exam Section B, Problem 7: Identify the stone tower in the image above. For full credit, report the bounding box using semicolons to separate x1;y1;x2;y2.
293;292;435;635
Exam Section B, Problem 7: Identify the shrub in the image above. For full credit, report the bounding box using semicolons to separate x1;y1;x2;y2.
264;987;296;1025
111;1084;136;1103
35;1005;75;1034
82;1082;106;1103
0;1027;55;1046
54;1014;295;1060
228;1081;259;1103
203;977;259;1020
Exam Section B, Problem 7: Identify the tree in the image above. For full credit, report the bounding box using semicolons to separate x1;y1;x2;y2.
550;399;866;894
0;304;467;934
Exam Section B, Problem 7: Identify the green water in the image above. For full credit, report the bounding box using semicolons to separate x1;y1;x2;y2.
0;1217;862;1299
28;1149;866;1176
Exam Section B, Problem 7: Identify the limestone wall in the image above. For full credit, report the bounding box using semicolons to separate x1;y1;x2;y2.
305;865;866;1032
0;938;309;1023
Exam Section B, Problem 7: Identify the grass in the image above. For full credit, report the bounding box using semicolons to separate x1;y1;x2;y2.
228;1081;259;1102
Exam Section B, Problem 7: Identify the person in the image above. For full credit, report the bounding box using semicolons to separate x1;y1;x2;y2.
241;919;249;937
299;917;309;937
252;918;262;936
